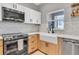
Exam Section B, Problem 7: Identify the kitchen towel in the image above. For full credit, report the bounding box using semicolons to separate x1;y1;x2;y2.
18;39;23;51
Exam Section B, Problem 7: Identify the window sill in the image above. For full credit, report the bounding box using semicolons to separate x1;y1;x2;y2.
53;28;64;31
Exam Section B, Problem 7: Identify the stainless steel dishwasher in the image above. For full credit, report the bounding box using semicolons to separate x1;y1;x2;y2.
61;38;73;55
61;38;79;55
72;40;79;55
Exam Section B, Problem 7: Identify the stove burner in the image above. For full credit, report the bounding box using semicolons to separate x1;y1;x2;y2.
2;33;28;41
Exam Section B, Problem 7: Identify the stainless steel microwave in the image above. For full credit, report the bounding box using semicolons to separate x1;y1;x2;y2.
2;7;25;23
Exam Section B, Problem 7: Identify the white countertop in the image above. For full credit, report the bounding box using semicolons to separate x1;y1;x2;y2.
0;32;79;41
28;32;79;40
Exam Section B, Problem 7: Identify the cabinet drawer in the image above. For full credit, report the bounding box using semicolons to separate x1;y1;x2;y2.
28;41;37;49
39;40;48;54
0;51;3;55
0;40;3;46
28;40;37;45
28;35;38;54
0;46;3;50
29;35;37;39
0;46;3;55
48;43;58;55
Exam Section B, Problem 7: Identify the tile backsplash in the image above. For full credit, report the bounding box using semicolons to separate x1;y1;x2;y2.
0;22;39;34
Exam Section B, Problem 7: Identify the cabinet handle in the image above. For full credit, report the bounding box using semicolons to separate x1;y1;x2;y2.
37;20;38;23
13;4;17;9
31;47;34;49
45;43;48;47
31;41;34;43
13;4;14;8
30;19;32;22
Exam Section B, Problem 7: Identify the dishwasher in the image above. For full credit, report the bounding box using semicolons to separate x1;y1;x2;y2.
61;38;73;55
62;38;79;55
72;40;79;55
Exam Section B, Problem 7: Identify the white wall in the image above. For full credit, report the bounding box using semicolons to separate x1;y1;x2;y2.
39;3;79;35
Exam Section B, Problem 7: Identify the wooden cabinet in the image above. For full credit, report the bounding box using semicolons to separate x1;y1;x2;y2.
39;40;48;54
28;34;62;55
0;39;3;55
57;37;64;55
47;43;58;55
28;34;39;54
39;39;60;55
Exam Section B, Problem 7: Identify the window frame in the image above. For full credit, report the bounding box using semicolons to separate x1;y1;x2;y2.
47;9;64;31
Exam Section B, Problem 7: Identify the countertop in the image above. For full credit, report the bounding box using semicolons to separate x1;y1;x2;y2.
0;32;79;40
28;32;79;40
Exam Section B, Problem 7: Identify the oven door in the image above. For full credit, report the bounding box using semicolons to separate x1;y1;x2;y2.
17;38;28;55
4;40;18;55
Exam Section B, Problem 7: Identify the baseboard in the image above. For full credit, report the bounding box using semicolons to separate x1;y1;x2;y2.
28;49;48;55
38;49;48;55
28;49;38;55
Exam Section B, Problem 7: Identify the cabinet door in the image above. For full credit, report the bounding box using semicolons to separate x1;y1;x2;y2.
48;43;58;55
28;35;38;54
39;40;48;54
30;10;41;24
30;9;36;24
35;11;41;24
38;12;41;24
0;40;3;55
16;4;24;12
24;7;31;23
25;7;41;24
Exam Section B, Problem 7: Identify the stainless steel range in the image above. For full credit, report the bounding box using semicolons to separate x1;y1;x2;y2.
2;33;28;55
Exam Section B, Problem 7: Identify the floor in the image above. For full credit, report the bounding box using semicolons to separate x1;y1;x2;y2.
31;51;45;55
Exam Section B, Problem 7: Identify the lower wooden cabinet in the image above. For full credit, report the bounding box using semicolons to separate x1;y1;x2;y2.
39;40;60;55
47;43;58;55
28;34;61;55
0;40;3;55
28;34;39;54
39;40;48;54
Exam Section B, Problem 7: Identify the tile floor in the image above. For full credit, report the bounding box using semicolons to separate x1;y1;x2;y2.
31;51;45;55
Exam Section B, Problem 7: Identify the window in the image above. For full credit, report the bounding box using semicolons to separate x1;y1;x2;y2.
48;9;64;31
54;15;64;30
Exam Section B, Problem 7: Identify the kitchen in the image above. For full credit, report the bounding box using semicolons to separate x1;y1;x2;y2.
0;3;79;55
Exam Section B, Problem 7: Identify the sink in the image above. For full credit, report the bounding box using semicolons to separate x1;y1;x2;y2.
40;33;57;44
